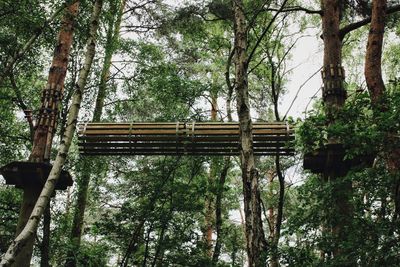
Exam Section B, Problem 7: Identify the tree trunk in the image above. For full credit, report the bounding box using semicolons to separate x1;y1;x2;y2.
270;156;285;267
321;0;345;112
29;1;80;163
321;0;352;263
365;0;387;105
233;1;267;266
211;157;230;265
212;74;232;265
40;205;51;267
9;3;80;266
363;0;400;218
0;0;102;265
12;186;41;267
204;91;218;257
65;1;125;266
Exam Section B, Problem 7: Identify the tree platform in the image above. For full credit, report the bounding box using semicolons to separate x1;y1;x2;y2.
0;161;72;190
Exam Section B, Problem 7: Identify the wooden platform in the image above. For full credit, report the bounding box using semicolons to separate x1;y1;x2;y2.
303;144;374;175
77;122;295;156
0;161;73;190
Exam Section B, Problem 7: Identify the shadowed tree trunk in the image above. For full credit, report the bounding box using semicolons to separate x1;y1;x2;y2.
232;0;267;265
40;205;51;267
0;0;102;265
320;0;353;264
364;0;400;218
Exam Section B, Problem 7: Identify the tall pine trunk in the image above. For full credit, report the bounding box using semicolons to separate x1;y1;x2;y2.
365;0;387;104
233;0;267;265
0;0;102;265
364;0;400;218
321;0;353;263
10;2;80;266
29;1;80;163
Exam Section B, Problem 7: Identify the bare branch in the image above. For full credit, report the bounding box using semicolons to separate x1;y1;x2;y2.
283;67;321;120
247;0;289;64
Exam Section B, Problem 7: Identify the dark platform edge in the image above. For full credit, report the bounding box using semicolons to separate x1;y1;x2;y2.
0;161;73;190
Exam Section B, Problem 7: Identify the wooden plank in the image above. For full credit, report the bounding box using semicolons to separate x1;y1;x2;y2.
81;129;293;135
76;121;295;156
81;123;289;130
78;142;291;148
80;148;294;153
82;121;288;126
78;122;292;132
83;152;294;157
78;135;295;142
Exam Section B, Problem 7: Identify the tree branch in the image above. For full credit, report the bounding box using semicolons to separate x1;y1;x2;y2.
266;5;322;15
9;72;34;143
247;0;289;64
339;4;400;39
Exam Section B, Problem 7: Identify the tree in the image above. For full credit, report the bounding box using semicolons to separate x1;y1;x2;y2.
1;0;102;264
65;1;126;266
232;0;267;265
6;2;80;266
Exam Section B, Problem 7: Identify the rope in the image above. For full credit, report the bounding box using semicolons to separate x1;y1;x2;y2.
81;121;89;155
176;121;180;155
129;122;133;154
285;121;290;136
183;122;187;155
191;121;195;154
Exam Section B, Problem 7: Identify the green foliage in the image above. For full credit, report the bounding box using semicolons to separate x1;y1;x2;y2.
297;89;400;158
64;240;110;267
0;187;21;254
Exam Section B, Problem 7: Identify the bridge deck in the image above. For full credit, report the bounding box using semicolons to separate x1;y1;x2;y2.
77;122;295;156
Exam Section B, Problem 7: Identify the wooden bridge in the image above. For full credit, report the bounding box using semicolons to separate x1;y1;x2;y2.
77;122;295;156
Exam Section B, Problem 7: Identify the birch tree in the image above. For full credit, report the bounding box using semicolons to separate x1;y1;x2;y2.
0;0;103;265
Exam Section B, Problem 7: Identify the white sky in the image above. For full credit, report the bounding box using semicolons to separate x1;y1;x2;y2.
280;27;323;119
